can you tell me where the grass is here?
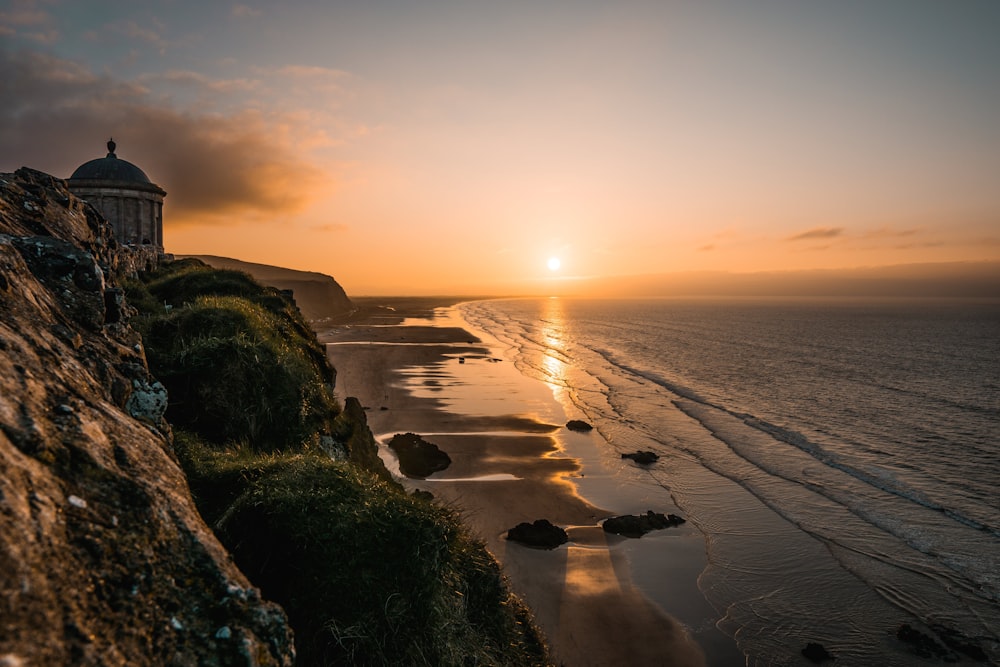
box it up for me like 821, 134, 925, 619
177, 433, 547, 666
126, 261, 338, 451
130, 260, 549, 666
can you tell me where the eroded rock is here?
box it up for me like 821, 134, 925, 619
387, 432, 452, 479
125, 377, 169, 424
802, 642, 834, 663
602, 510, 685, 538
622, 450, 659, 465
0, 168, 295, 665
506, 519, 568, 549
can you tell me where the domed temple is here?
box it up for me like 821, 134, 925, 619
67, 139, 166, 249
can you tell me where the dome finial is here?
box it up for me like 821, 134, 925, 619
107, 137, 117, 158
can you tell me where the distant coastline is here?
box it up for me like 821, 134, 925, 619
181, 254, 354, 322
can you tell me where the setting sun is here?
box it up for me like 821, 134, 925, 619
547, 257, 561, 272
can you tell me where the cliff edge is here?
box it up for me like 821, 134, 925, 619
185, 254, 353, 323
0, 168, 294, 665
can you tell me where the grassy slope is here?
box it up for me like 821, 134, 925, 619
126, 260, 548, 666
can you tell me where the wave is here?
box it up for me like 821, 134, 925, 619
461, 298, 1000, 662
592, 349, 998, 594
588, 340, 1000, 537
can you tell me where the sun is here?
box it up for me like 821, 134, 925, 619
547, 256, 561, 272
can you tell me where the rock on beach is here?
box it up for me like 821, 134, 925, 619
387, 432, 452, 479
602, 511, 686, 538
506, 519, 569, 549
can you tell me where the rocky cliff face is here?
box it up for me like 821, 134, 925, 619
0, 168, 294, 665
187, 255, 354, 323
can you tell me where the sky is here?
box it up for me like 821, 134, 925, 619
2, 0, 999, 295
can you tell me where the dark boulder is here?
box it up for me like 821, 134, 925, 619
801, 642, 834, 663
566, 419, 593, 432
622, 450, 659, 465
388, 432, 452, 479
506, 519, 568, 549
602, 511, 685, 538
411, 489, 435, 502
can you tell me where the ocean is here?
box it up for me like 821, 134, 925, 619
459, 297, 1000, 666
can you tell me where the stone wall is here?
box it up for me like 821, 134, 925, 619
68, 184, 165, 249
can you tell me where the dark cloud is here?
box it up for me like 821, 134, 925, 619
786, 227, 844, 242
0, 49, 328, 226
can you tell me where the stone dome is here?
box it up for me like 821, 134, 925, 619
68, 139, 159, 189
66, 138, 166, 249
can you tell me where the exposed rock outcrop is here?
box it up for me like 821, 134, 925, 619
387, 432, 452, 479
801, 641, 834, 663
622, 450, 660, 465
339, 396, 392, 481
565, 419, 593, 432
602, 510, 685, 538
506, 519, 569, 549
0, 168, 294, 665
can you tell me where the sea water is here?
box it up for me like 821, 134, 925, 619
459, 297, 1000, 666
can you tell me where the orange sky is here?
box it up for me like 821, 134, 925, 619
2, 1, 998, 294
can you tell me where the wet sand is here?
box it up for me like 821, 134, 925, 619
321, 298, 714, 666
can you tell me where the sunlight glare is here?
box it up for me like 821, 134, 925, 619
547, 256, 561, 272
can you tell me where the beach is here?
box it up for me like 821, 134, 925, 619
321, 298, 737, 667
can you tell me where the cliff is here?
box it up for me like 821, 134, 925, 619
184, 255, 354, 323
0, 168, 547, 665
0, 168, 294, 665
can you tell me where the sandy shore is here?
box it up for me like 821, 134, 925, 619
321, 298, 716, 666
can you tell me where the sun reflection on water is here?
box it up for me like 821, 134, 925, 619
540, 297, 568, 392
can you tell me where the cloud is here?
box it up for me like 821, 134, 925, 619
231, 4, 263, 19
892, 241, 944, 250
258, 64, 353, 99
139, 109, 329, 223
862, 226, 921, 239
0, 0, 58, 42
0, 50, 331, 226
139, 69, 261, 95
786, 227, 844, 242
0, 2, 50, 29
697, 244, 715, 252
77, 18, 171, 54
120, 20, 166, 46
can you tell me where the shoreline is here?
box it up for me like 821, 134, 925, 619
321, 297, 737, 666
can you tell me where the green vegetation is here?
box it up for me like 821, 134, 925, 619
177, 435, 545, 666
128, 260, 548, 666
127, 260, 335, 451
